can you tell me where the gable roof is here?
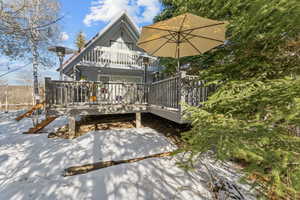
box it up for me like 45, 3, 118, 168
61, 10, 141, 75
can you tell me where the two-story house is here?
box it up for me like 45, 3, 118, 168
61, 11, 159, 84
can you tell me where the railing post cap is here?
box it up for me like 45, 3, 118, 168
180, 71, 186, 78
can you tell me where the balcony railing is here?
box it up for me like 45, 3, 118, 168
79, 46, 158, 71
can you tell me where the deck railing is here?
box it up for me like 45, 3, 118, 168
148, 75, 180, 109
147, 73, 215, 110
80, 46, 157, 71
45, 72, 215, 110
182, 76, 215, 107
45, 78, 148, 108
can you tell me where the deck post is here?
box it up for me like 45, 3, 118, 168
45, 77, 51, 108
179, 71, 187, 111
136, 112, 141, 128
69, 115, 77, 138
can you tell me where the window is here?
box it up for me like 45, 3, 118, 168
110, 40, 133, 51
110, 75, 142, 83
98, 75, 141, 83
98, 75, 110, 83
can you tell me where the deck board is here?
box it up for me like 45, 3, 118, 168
149, 106, 185, 124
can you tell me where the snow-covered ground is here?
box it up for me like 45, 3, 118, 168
0, 111, 255, 200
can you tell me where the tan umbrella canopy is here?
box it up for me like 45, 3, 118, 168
137, 13, 228, 71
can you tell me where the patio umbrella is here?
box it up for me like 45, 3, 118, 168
137, 13, 228, 71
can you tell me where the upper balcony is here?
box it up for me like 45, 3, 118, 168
79, 46, 159, 71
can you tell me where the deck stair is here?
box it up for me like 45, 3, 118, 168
23, 116, 57, 134
15, 102, 44, 121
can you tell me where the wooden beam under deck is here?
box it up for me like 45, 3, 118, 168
47, 104, 187, 124
149, 106, 186, 124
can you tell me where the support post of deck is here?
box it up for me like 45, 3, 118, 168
136, 112, 141, 128
69, 115, 77, 138
44, 77, 51, 110
179, 71, 187, 113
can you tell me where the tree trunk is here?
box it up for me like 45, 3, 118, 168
32, 43, 40, 105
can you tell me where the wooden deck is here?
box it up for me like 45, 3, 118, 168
45, 72, 214, 124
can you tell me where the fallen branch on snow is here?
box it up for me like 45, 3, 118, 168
63, 151, 173, 176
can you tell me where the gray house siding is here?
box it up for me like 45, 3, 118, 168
93, 17, 140, 51
62, 11, 159, 83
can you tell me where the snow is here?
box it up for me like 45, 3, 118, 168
0, 111, 255, 200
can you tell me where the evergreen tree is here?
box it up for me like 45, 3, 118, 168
156, 0, 300, 198
75, 31, 86, 51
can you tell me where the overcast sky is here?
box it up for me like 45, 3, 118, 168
0, 0, 162, 85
